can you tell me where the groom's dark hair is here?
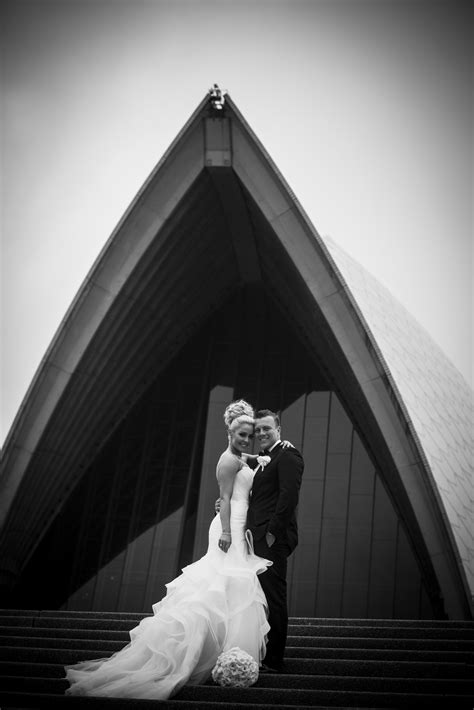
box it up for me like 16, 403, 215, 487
255, 409, 280, 427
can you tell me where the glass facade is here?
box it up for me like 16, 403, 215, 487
16, 289, 437, 618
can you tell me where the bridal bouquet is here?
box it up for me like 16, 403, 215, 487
211, 647, 259, 687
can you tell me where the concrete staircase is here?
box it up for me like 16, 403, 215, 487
0, 609, 473, 708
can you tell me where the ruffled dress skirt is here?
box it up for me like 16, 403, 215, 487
65, 505, 271, 700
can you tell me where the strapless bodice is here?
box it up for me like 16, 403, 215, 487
208, 464, 257, 553
230, 464, 255, 504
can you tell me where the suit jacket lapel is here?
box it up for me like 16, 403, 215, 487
254, 442, 282, 478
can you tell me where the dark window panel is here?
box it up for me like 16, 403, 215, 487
346, 493, 373, 527
368, 536, 397, 617
280, 394, 306, 449
316, 584, 344, 618
327, 394, 353, 454
393, 523, 422, 618
317, 518, 347, 615
323, 454, 351, 519
93, 551, 127, 611
367, 584, 395, 618
302, 417, 328, 482
65, 576, 96, 611
118, 526, 155, 611
306, 391, 330, 418
342, 522, 372, 617
143, 508, 184, 608
372, 477, 398, 541
341, 585, 370, 618
420, 582, 435, 619
291, 581, 318, 616
350, 433, 376, 496
290, 475, 323, 603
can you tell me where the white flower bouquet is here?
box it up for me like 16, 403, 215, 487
211, 647, 259, 687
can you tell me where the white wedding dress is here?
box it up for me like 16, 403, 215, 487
65, 463, 271, 699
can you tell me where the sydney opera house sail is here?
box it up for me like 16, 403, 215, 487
1, 89, 472, 619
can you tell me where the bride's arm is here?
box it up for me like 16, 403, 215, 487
216, 455, 239, 553
242, 440, 295, 463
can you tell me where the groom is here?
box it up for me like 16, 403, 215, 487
247, 409, 304, 673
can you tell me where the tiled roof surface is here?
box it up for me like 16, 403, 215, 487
325, 237, 474, 595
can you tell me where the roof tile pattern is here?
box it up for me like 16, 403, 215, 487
325, 237, 474, 595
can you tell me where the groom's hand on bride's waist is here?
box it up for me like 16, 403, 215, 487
265, 532, 276, 547
215, 497, 222, 514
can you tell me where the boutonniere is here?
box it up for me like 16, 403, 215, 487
256, 455, 271, 469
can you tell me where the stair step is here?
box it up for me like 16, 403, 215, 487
1, 615, 472, 640
289, 624, 474, 639
2, 635, 127, 651
2, 636, 473, 663
0, 647, 111, 663
0, 625, 131, 640
286, 645, 474, 662
293, 617, 474, 629
1, 657, 472, 679
2, 676, 474, 700
0, 692, 387, 710
177, 684, 474, 706
2, 644, 474, 672
1, 661, 68, 677
7, 609, 474, 629
288, 634, 474, 649
3, 627, 473, 652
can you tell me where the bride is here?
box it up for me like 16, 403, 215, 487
65, 399, 273, 699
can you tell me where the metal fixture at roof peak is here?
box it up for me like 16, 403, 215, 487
209, 83, 226, 110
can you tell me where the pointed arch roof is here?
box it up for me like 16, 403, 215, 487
0, 91, 472, 617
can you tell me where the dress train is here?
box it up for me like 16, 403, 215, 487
65, 464, 271, 700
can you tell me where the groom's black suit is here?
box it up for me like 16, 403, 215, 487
246, 442, 304, 670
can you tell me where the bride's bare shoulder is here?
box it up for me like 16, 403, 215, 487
216, 450, 242, 473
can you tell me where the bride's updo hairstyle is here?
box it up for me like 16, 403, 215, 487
224, 399, 255, 431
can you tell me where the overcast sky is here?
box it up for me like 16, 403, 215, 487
2, 0, 472, 445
